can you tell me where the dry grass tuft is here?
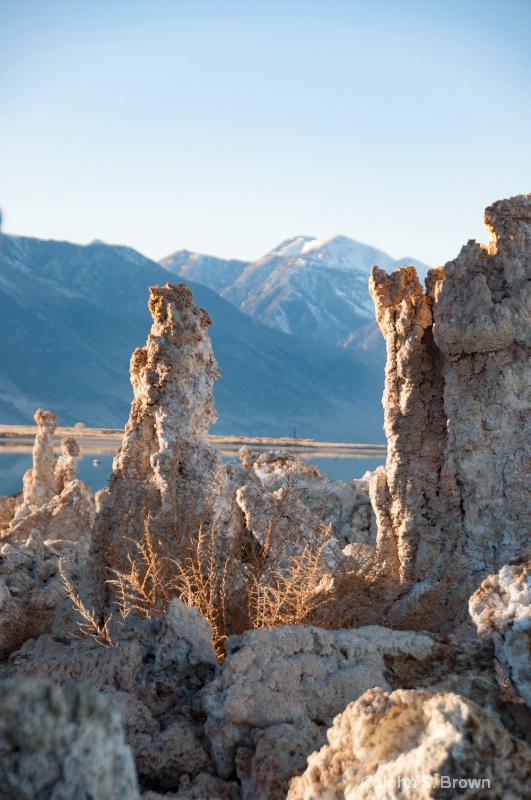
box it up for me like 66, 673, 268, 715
64, 464, 473, 658
105, 485, 337, 659
59, 560, 117, 647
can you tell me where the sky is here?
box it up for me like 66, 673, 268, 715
1, 0, 531, 267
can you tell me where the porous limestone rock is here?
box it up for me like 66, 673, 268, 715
236, 448, 376, 547
4, 600, 219, 793
0, 535, 81, 659
3, 408, 93, 547
141, 772, 240, 800
470, 553, 531, 708
287, 687, 531, 799
54, 435, 80, 490
106, 690, 212, 793
0, 414, 95, 657
434, 194, 531, 575
0, 678, 140, 799
235, 483, 342, 574
202, 624, 497, 798
0, 496, 18, 532
368, 266, 458, 583
369, 193, 531, 588
5, 479, 95, 545
95, 284, 228, 572
20, 408, 59, 510
235, 720, 322, 800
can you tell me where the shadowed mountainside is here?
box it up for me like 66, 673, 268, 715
0, 235, 385, 442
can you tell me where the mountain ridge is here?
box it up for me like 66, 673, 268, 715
159, 233, 430, 347
0, 234, 386, 443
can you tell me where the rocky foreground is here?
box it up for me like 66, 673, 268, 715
0, 194, 530, 798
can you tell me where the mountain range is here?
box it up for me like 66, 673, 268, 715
161, 234, 430, 350
0, 233, 401, 443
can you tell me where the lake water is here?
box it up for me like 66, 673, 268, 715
0, 450, 386, 496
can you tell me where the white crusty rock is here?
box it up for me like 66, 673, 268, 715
54, 435, 80, 490
434, 194, 531, 575
369, 193, 531, 589
21, 408, 59, 509
4, 408, 94, 546
0, 678, 140, 799
202, 624, 497, 798
0, 412, 95, 657
4, 600, 219, 793
368, 266, 459, 583
235, 483, 342, 574
96, 284, 228, 571
470, 553, 531, 708
287, 687, 531, 799
236, 448, 376, 548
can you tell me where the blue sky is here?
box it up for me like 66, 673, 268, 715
1, 0, 530, 266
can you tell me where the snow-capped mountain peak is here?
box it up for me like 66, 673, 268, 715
299, 235, 396, 273
268, 235, 316, 258
159, 234, 431, 350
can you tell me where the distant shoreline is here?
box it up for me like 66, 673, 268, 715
0, 424, 386, 460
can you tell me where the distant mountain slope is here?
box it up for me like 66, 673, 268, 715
160, 250, 249, 293
159, 234, 430, 349
0, 235, 386, 442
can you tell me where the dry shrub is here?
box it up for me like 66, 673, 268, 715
106, 482, 337, 659
66, 463, 472, 657
59, 560, 116, 647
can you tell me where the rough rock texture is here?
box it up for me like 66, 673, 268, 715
3, 599, 220, 794
0, 678, 140, 799
235, 483, 341, 574
369, 193, 531, 587
434, 195, 531, 575
141, 773, 240, 800
0, 414, 95, 658
0, 496, 18, 532
4, 409, 93, 544
20, 408, 59, 509
236, 448, 376, 548
228, 448, 376, 584
470, 553, 531, 708
202, 624, 497, 799
368, 266, 455, 582
287, 687, 531, 799
0, 535, 81, 659
54, 436, 80, 491
5, 480, 95, 546
95, 284, 228, 569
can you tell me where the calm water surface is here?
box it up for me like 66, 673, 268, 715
0, 451, 385, 496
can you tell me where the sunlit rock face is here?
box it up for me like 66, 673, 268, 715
3, 409, 92, 544
95, 283, 228, 565
236, 447, 377, 549
434, 194, 531, 575
286, 687, 531, 800
368, 266, 457, 582
202, 624, 496, 799
369, 193, 531, 586
470, 553, 531, 709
